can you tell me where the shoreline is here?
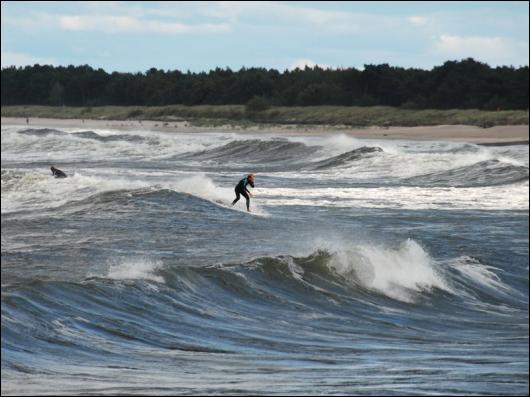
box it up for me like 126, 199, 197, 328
2, 116, 528, 144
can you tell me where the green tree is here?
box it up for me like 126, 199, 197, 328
48, 81, 64, 105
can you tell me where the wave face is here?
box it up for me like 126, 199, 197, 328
1, 124, 528, 395
179, 138, 321, 164
402, 159, 529, 187
19, 127, 156, 144
3, 241, 527, 394
304, 146, 384, 170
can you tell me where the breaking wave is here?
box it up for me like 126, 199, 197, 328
402, 159, 529, 187
179, 138, 321, 163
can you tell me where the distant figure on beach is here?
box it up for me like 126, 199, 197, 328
50, 166, 67, 178
232, 174, 255, 212
26, 117, 29, 125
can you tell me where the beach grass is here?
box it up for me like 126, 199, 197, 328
2, 105, 528, 128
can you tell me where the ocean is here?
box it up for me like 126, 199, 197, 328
1, 124, 528, 395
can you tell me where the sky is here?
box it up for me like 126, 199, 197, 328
1, 1, 528, 72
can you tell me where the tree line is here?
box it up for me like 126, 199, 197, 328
1, 58, 528, 110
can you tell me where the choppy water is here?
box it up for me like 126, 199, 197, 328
1, 124, 528, 395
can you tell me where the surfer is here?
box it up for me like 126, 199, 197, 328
232, 174, 255, 212
50, 166, 67, 178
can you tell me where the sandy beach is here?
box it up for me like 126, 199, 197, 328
1, 116, 528, 144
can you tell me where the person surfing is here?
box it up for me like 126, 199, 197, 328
50, 165, 67, 178
232, 174, 255, 212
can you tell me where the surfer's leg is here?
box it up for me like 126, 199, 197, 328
232, 189, 241, 205
241, 191, 250, 211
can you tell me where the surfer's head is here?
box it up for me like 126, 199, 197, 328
248, 174, 255, 181
50, 166, 56, 172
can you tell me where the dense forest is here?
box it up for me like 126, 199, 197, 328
1, 58, 528, 110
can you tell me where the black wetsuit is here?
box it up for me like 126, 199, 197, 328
232, 177, 254, 211
51, 167, 67, 178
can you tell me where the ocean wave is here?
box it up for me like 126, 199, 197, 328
304, 146, 384, 170
3, 240, 521, 358
178, 139, 387, 171
4, 126, 210, 162
1, 168, 152, 214
18, 127, 65, 137
402, 159, 529, 187
19, 128, 158, 144
179, 138, 321, 163
2, 239, 525, 394
1, 170, 270, 216
4, 239, 512, 303
257, 183, 529, 210
3, 168, 527, 215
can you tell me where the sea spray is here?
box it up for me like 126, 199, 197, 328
322, 239, 452, 302
107, 258, 165, 283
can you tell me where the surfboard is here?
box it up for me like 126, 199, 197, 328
213, 199, 269, 217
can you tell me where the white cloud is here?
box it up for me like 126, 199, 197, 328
408, 16, 428, 27
1, 13, 56, 30
288, 59, 331, 70
57, 14, 230, 34
3, 11, 230, 35
436, 34, 504, 54
201, 1, 364, 34
1, 51, 57, 68
433, 34, 527, 65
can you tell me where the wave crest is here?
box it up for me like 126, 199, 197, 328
180, 139, 320, 163
403, 159, 529, 187
305, 146, 384, 170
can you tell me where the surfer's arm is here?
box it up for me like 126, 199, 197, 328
246, 181, 254, 195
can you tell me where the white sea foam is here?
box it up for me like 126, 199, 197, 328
2, 168, 526, 214
1, 169, 153, 213
2, 127, 527, 214
449, 256, 512, 293
1, 125, 227, 162
318, 239, 452, 302
166, 174, 270, 216
1, 167, 270, 215
107, 258, 164, 283
3, 125, 525, 179
278, 136, 524, 181
257, 184, 529, 210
